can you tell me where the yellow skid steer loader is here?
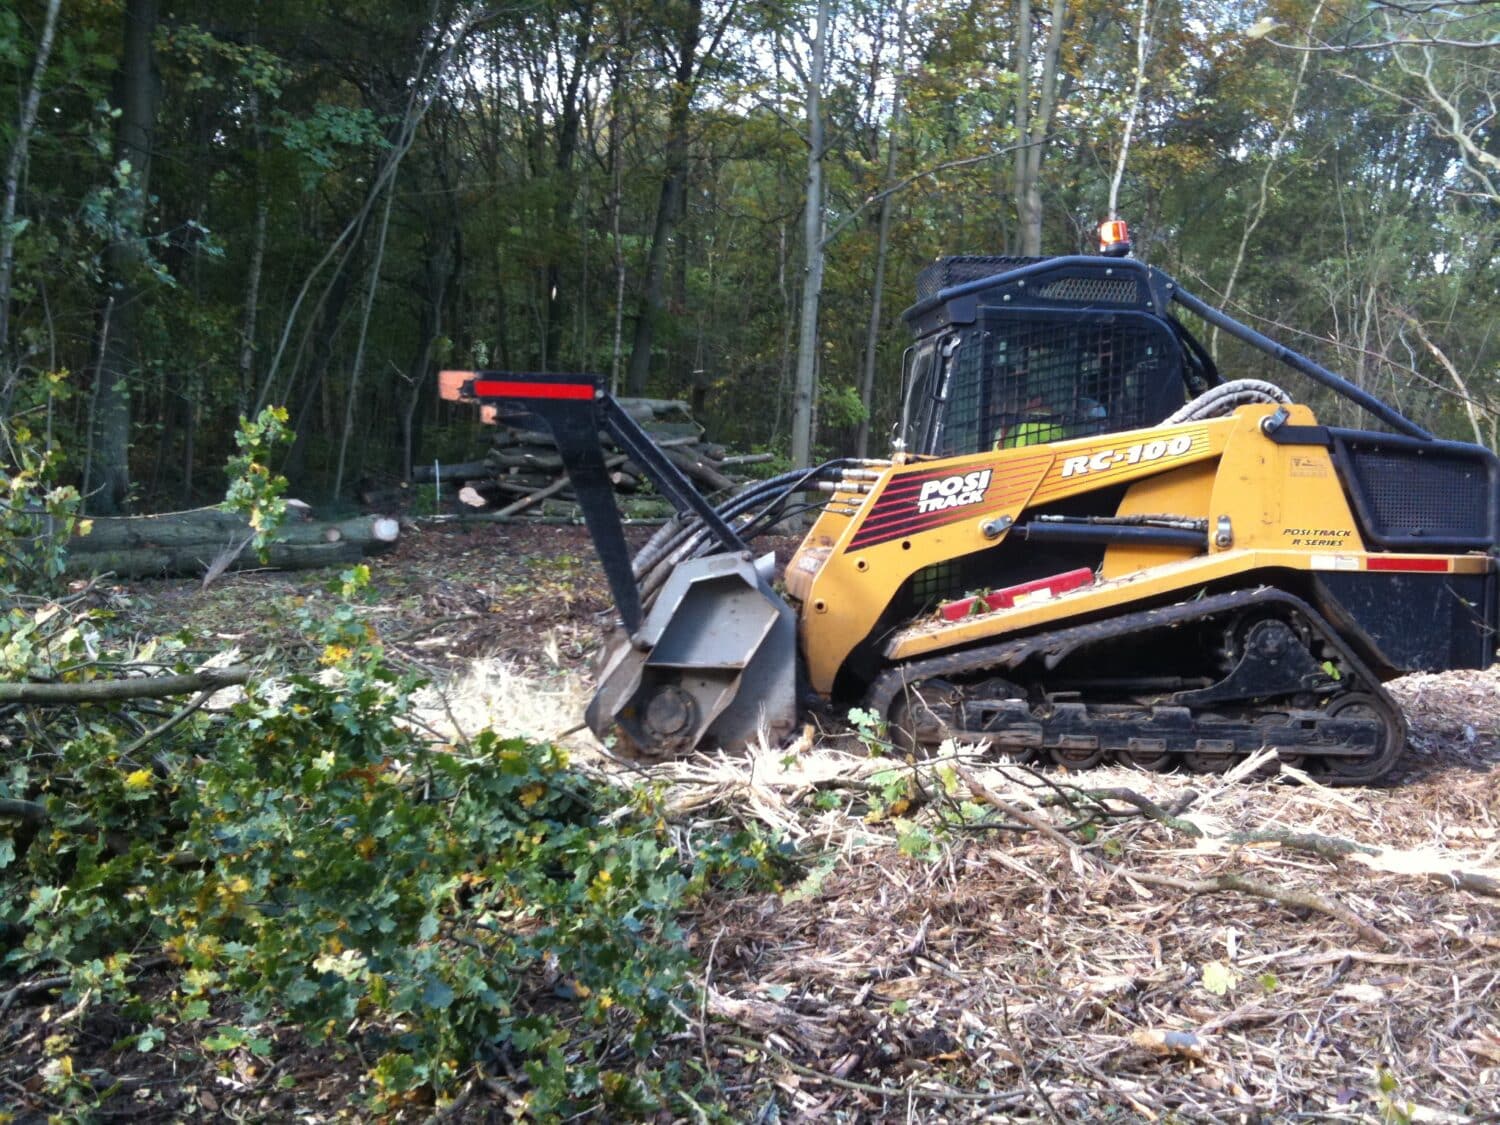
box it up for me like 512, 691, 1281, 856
441, 225, 1498, 785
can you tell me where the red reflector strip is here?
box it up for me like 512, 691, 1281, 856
940, 567, 1095, 622
1366, 557, 1450, 573
471, 379, 595, 401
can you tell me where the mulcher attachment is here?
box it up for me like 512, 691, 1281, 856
439, 371, 798, 755
588, 553, 798, 757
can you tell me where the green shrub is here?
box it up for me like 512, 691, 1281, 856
2, 566, 781, 1117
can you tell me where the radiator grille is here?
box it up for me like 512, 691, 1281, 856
1343, 443, 1494, 546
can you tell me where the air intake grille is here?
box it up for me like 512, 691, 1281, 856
916, 255, 1041, 300
1037, 277, 1139, 304
1342, 442, 1495, 548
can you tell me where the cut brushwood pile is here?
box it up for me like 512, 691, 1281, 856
65, 506, 400, 580
411, 397, 772, 520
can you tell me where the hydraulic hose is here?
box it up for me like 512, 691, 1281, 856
634, 460, 859, 605
1162, 379, 1290, 424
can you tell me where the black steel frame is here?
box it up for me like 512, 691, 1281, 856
455, 372, 746, 634
903, 253, 1437, 443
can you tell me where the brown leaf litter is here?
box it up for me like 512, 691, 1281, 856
593, 667, 1500, 1121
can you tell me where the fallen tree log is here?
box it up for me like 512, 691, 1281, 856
69, 511, 396, 557
663, 447, 733, 492
264, 515, 399, 548
409, 459, 491, 484
72, 506, 308, 551
65, 539, 366, 579
720, 452, 775, 467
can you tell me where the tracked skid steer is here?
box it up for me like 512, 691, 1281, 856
441, 226, 1499, 784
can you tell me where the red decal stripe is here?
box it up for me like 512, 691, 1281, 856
940, 567, 1094, 621
471, 379, 595, 401
1366, 557, 1450, 573
880, 455, 1052, 495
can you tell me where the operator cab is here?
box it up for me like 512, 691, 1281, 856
899, 246, 1219, 457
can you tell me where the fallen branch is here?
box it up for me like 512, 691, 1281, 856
706, 987, 836, 1055
0, 955, 170, 1020
718, 1032, 1024, 1106
954, 763, 1391, 948
0, 797, 47, 826
493, 454, 626, 518
122, 687, 218, 762
1072, 787, 1206, 836
1432, 870, 1500, 898
954, 764, 1087, 858
1125, 869, 1391, 949
1223, 828, 1381, 860
0, 665, 252, 705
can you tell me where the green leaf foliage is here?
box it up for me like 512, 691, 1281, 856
1, 565, 782, 1117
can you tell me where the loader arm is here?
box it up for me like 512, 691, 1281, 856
438, 371, 748, 633
438, 370, 800, 756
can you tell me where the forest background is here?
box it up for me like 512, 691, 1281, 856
0, 0, 1495, 513
3, 2, 1499, 1117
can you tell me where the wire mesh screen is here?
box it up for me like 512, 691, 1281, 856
908, 561, 957, 606
924, 313, 1182, 457
1341, 441, 1496, 548
915, 255, 1042, 301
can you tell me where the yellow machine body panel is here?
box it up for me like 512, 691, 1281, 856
787, 402, 1484, 693
1099, 461, 1214, 577
787, 414, 1237, 693
884, 548, 1491, 661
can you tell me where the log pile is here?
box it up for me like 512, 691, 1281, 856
413, 397, 772, 520
65, 506, 401, 580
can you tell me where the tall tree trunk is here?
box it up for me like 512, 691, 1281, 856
1212, 0, 1325, 358
0, 0, 63, 414
282, 266, 353, 485
1012, 0, 1033, 253
240, 196, 269, 412
238, 81, 268, 415
402, 219, 458, 480
1107, 0, 1151, 221
91, 0, 161, 514
856, 0, 908, 458
544, 2, 594, 370
608, 45, 628, 395
625, 0, 703, 395
790, 0, 830, 469
333, 170, 398, 499
1018, 0, 1067, 255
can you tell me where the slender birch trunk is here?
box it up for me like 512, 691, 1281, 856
855, 0, 908, 457
0, 0, 63, 413
790, 0, 831, 469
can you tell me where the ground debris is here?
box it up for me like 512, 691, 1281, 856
14, 527, 1496, 1121
621, 663, 1500, 1119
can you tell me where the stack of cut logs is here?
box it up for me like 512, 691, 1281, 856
413, 398, 771, 521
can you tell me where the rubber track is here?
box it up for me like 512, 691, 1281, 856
865, 587, 1409, 785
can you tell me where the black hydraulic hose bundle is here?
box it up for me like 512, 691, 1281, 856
632, 460, 860, 606
632, 465, 822, 578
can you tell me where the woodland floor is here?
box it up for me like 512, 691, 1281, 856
5, 520, 1500, 1122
